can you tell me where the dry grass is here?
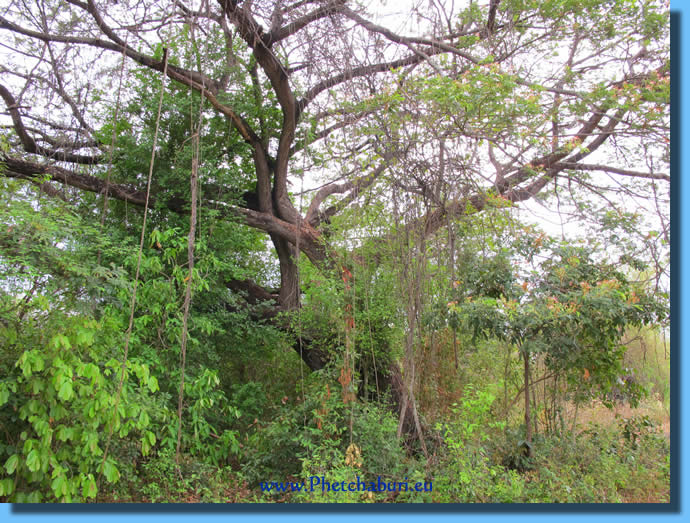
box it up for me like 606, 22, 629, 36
573, 396, 670, 439
574, 396, 670, 504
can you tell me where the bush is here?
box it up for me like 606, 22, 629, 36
138, 447, 237, 502
432, 383, 527, 502
241, 371, 410, 501
0, 317, 160, 502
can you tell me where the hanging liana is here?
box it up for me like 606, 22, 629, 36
98, 45, 172, 494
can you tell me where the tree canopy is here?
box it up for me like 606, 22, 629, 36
0, 0, 669, 294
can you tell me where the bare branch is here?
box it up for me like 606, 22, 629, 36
0, 83, 102, 164
554, 162, 670, 182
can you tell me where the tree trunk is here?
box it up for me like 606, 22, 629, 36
387, 362, 418, 437
273, 234, 300, 309
523, 349, 532, 454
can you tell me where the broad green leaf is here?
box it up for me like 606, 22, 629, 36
82, 474, 97, 499
0, 478, 14, 496
76, 329, 95, 347
57, 426, 75, 442
4, 454, 19, 475
51, 334, 72, 350
0, 384, 9, 406
137, 410, 150, 430
25, 449, 40, 472
58, 381, 74, 402
51, 475, 68, 498
103, 461, 120, 483
147, 375, 159, 393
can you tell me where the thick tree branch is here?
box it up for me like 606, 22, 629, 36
409, 103, 654, 241
2, 155, 150, 207
225, 278, 279, 306
267, 0, 345, 44
306, 158, 389, 226
218, 0, 300, 224
1, 154, 330, 270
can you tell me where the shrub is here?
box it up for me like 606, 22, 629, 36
0, 318, 159, 502
241, 371, 409, 500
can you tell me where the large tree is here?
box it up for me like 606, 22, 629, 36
0, 0, 670, 417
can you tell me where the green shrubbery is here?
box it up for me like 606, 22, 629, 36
241, 370, 410, 498
0, 313, 159, 501
229, 372, 670, 504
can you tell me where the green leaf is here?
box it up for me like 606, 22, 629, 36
137, 410, 150, 430
103, 460, 120, 484
51, 475, 68, 498
30, 378, 44, 395
147, 375, 159, 393
57, 426, 76, 442
58, 381, 74, 402
85, 433, 101, 455
0, 384, 9, 406
26, 449, 41, 472
0, 478, 14, 496
51, 334, 72, 350
76, 328, 95, 347
17, 351, 34, 377
4, 454, 19, 475
82, 474, 98, 498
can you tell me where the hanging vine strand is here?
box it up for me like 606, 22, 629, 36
97, 42, 173, 493
175, 2, 207, 469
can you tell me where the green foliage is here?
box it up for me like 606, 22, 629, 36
623, 327, 670, 408
0, 313, 160, 502
159, 369, 241, 467
0, 182, 156, 502
445, 239, 666, 407
432, 383, 524, 502
138, 448, 236, 503
0, 179, 245, 500
431, 390, 669, 503
229, 382, 267, 429
517, 419, 670, 503
241, 372, 409, 499
295, 253, 402, 401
